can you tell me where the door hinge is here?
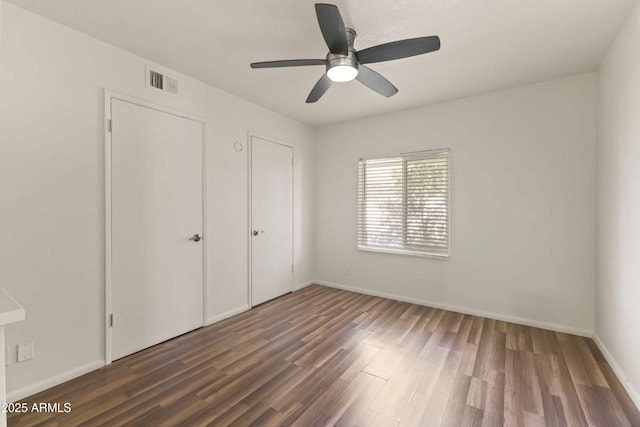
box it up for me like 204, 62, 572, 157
107, 119, 112, 133
109, 313, 114, 327
291, 264, 294, 273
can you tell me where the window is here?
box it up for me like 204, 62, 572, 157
357, 149, 450, 258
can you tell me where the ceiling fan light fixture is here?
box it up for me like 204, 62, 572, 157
326, 51, 359, 82
327, 64, 358, 82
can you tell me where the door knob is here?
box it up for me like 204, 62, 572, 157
189, 234, 202, 242
252, 230, 266, 236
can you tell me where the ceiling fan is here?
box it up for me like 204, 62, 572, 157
250, 3, 440, 103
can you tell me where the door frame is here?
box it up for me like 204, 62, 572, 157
247, 132, 294, 309
104, 90, 207, 365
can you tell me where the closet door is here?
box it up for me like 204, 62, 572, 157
110, 99, 203, 360
250, 136, 293, 306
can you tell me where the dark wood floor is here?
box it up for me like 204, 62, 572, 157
9, 285, 640, 426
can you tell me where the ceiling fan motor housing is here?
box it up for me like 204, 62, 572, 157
326, 51, 359, 72
326, 28, 359, 80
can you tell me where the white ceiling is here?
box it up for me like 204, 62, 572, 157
6, 0, 637, 126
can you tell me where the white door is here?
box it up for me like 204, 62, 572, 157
110, 99, 203, 361
251, 136, 293, 306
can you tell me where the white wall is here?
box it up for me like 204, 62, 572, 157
0, 2, 314, 399
315, 74, 596, 334
596, 0, 640, 407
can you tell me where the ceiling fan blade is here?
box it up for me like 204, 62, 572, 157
315, 3, 348, 55
250, 59, 327, 68
356, 65, 398, 97
357, 36, 441, 64
306, 73, 332, 103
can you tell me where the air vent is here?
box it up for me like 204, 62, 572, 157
149, 70, 164, 90
164, 75, 178, 94
147, 68, 179, 95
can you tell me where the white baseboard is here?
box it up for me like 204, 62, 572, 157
7, 360, 105, 403
8, 304, 250, 403
592, 333, 640, 410
314, 280, 592, 337
206, 305, 249, 326
293, 281, 314, 291
6, 284, 603, 406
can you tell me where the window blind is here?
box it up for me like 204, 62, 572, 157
357, 149, 450, 257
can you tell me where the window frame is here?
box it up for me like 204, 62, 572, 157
357, 148, 451, 259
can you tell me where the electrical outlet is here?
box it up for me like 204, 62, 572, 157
344, 267, 351, 276
17, 341, 33, 363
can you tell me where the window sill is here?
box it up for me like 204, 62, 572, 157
358, 246, 449, 260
